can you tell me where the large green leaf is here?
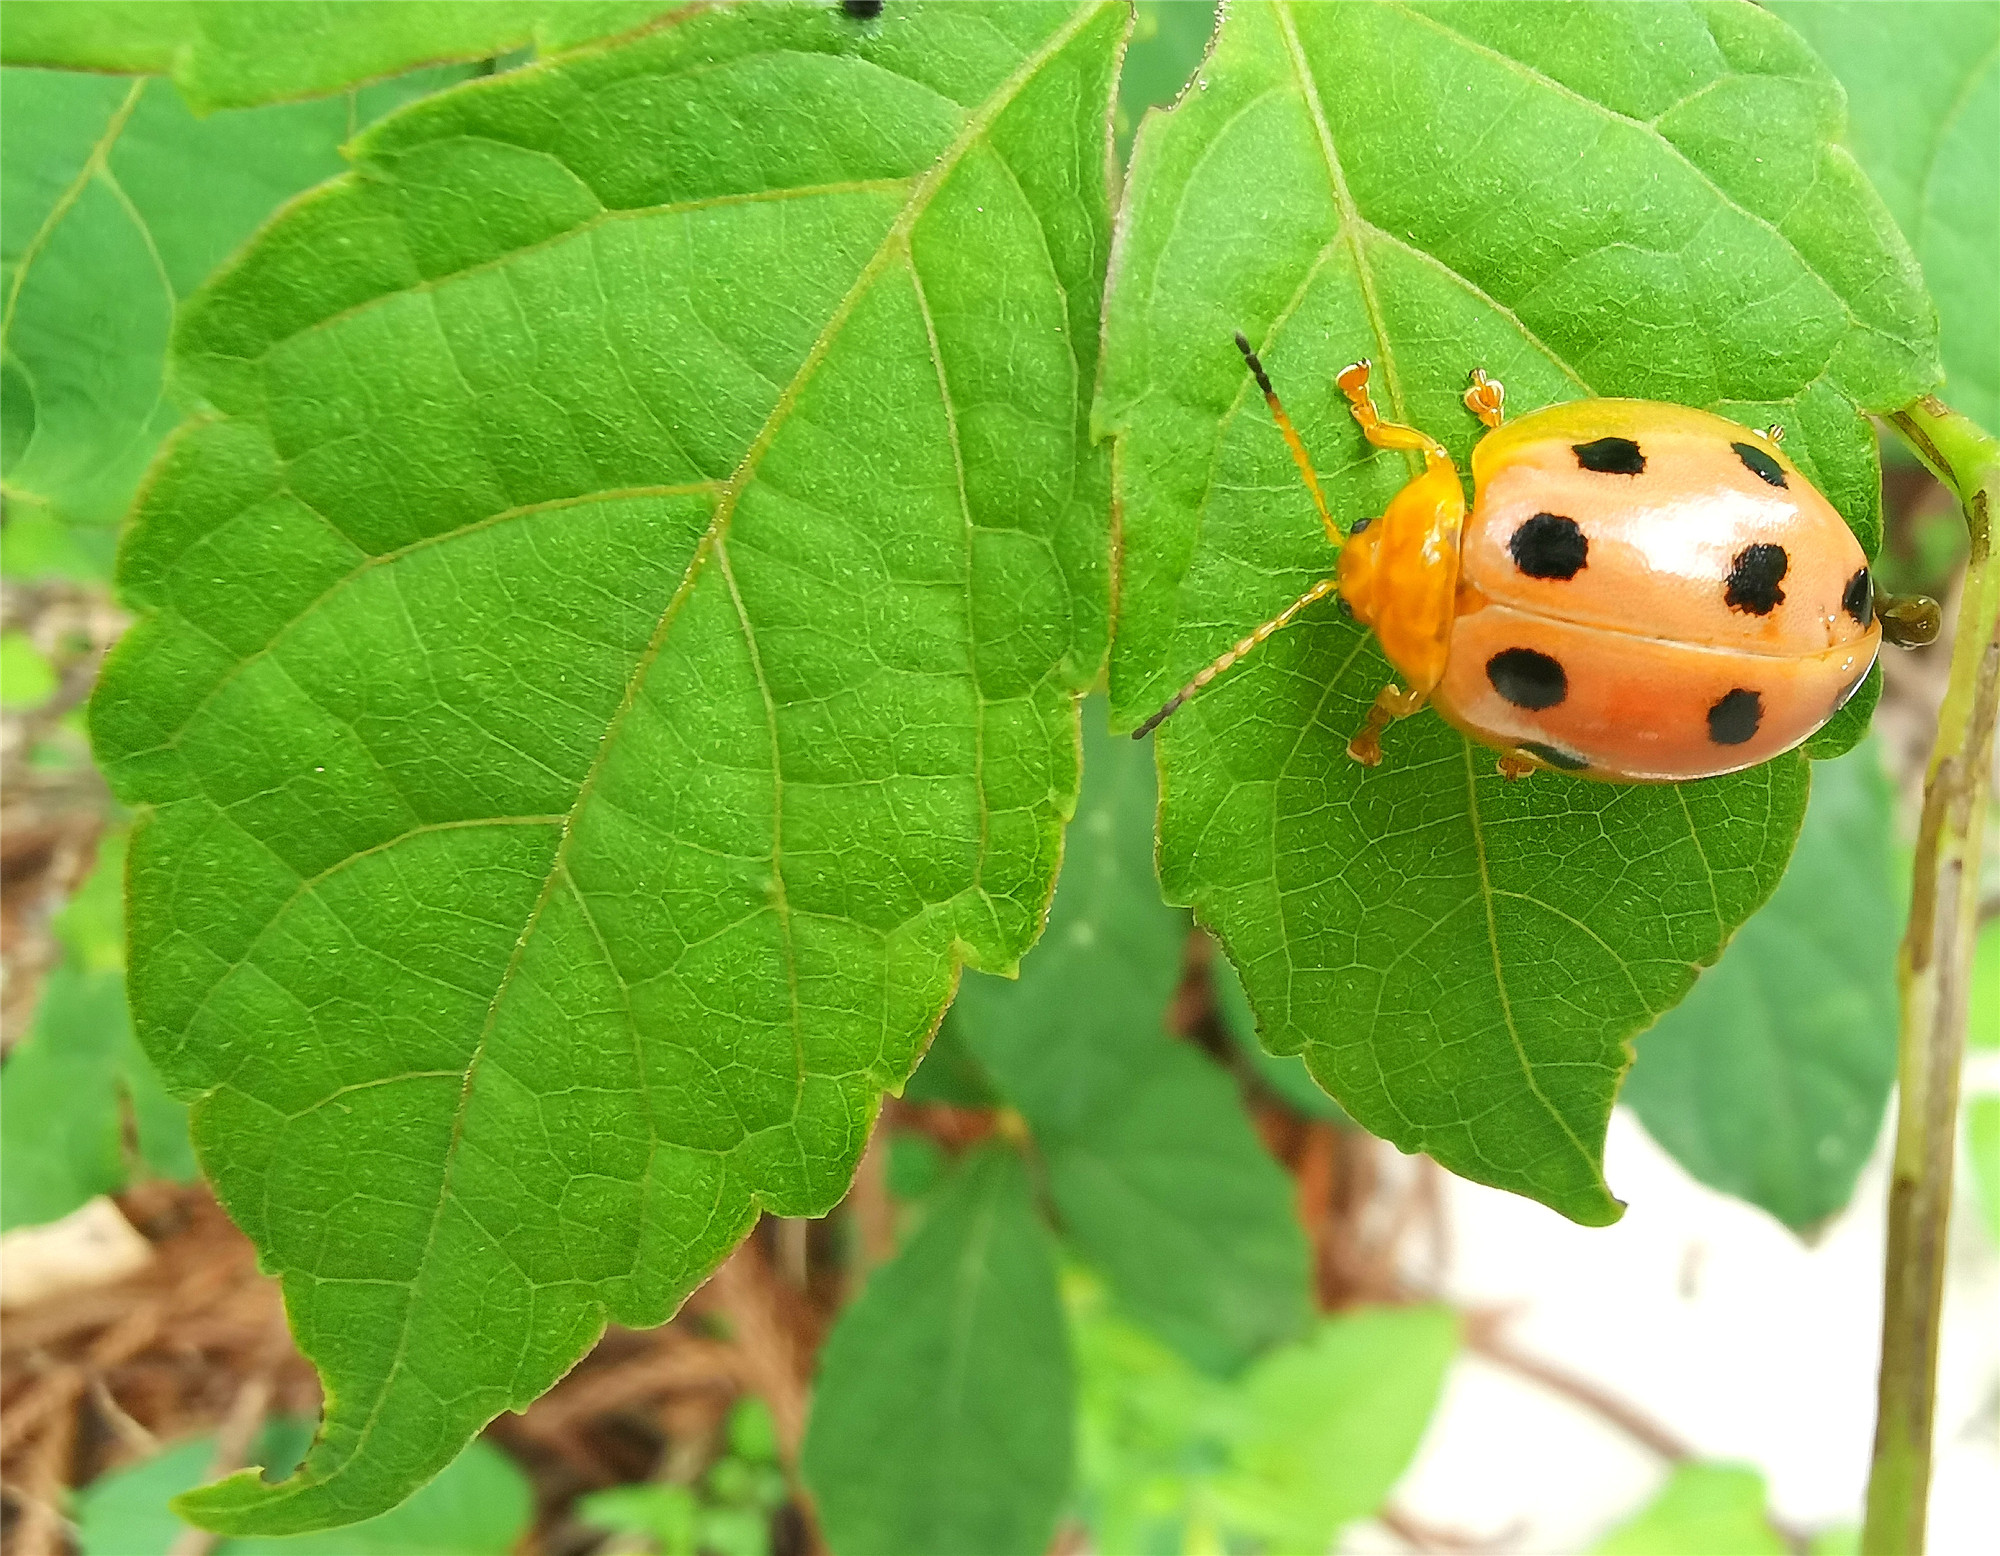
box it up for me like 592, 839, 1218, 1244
953, 705, 1312, 1373
88, 0, 1120, 1533
1212, 945, 1350, 1124
802, 1145, 1073, 1556
1769, 1, 2000, 435
1623, 741, 1899, 1229
74, 1424, 530, 1556
1098, 0, 1939, 1223
0, 65, 462, 578
0, 2, 680, 113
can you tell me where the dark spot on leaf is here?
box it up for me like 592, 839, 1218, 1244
1731, 440, 1787, 487
1708, 688, 1762, 745
1508, 513, 1589, 580
1487, 648, 1567, 710
1725, 543, 1788, 614
841, 0, 883, 16
1518, 741, 1588, 771
1573, 436, 1645, 475
1842, 566, 1873, 625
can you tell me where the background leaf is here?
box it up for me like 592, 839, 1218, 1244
0, 965, 137, 1228
802, 1145, 1073, 1556
0, 65, 462, 579
1097, 0, 1938, 1222
88, 0, 1120, 1532
74, 1425, 530, 1556
1070, 1291, 1457, 1555
952, 707, 1312, 1373
1219, 1303, 1458, 1552
1769, 1, 2000, 434
1589, 1462, 1787, 1556
0, 834, 195, 1231
0, 1, 680, 113
1622, 741, 1900, 1229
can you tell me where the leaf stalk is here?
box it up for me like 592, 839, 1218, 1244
1863, 395, 2000, 1556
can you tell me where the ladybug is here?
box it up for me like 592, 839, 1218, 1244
1136, 338, 1940, 781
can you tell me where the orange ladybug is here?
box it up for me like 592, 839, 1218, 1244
1136, 338, 1939, 781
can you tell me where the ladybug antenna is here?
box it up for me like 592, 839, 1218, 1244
1133, 576, 1344, 739
1234, 333, 1340, 549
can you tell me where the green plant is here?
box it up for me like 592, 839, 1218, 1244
2, 2, 1993, 1552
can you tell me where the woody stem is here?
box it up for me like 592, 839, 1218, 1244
1862, 395, 2000, 1556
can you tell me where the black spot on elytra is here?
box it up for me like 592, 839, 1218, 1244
1518, 740, 1589, 771
1843, 566, 1873, 625
1349, 515, 1374, 535
1731, 441, 1787, 488
841, 0, 883, 16
1725, 543, 1789, 614
1707, 688, 1762, 745
1487, 648, 1567, 710
1573, 436, 1646, 475
1509, 513, 1589, 580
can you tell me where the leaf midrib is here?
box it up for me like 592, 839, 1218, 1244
278, 3, 1112, 1509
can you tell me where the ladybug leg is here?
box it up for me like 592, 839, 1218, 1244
1496, 750, 1538, 781
1234, 333, 1341, 549
1345, 681, 1426, 767
1463, 368, 1506, 429
1335, 360, 1454, 472
1133, 576, 1344, 739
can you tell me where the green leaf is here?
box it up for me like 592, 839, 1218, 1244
1115, 1, 1216, 152
0, 1, 681, 113
1622, 740, 1899, 1229
1769, 1, 2000, 434
0, 65, 464, 580
1098, 0, 1937, 1224
953, 705, 1312, 1373
0, 966, 132, 1229
904, 1012, 1002, 1108
74, 1426, 531, 1556
0, 629, 57, 706
1218, 1304, 1458, 1552
802, 1145, 1073, 1556
578, 1484, 701, 1556
1211, 945, 1350, 1124
1, 836, 196, 1231
1590, 1462, 1787, 1556
89, 2, 1120, 1533
1069, 1291, 1457, 1555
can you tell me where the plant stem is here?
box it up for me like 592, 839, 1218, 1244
1863, 395, 2000, 1556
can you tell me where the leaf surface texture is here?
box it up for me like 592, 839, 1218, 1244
90, 1, 1120, 1530
1099, 0, 1939, 1221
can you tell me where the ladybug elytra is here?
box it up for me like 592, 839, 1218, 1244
1136, 340, 1939, 782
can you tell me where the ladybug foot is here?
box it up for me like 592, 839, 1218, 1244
1496, 751, 1538, 781
1347, 682, 1421, 767
1464, 368, 1506, 429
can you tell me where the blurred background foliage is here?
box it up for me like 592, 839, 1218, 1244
0, 3, 1994, 1555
